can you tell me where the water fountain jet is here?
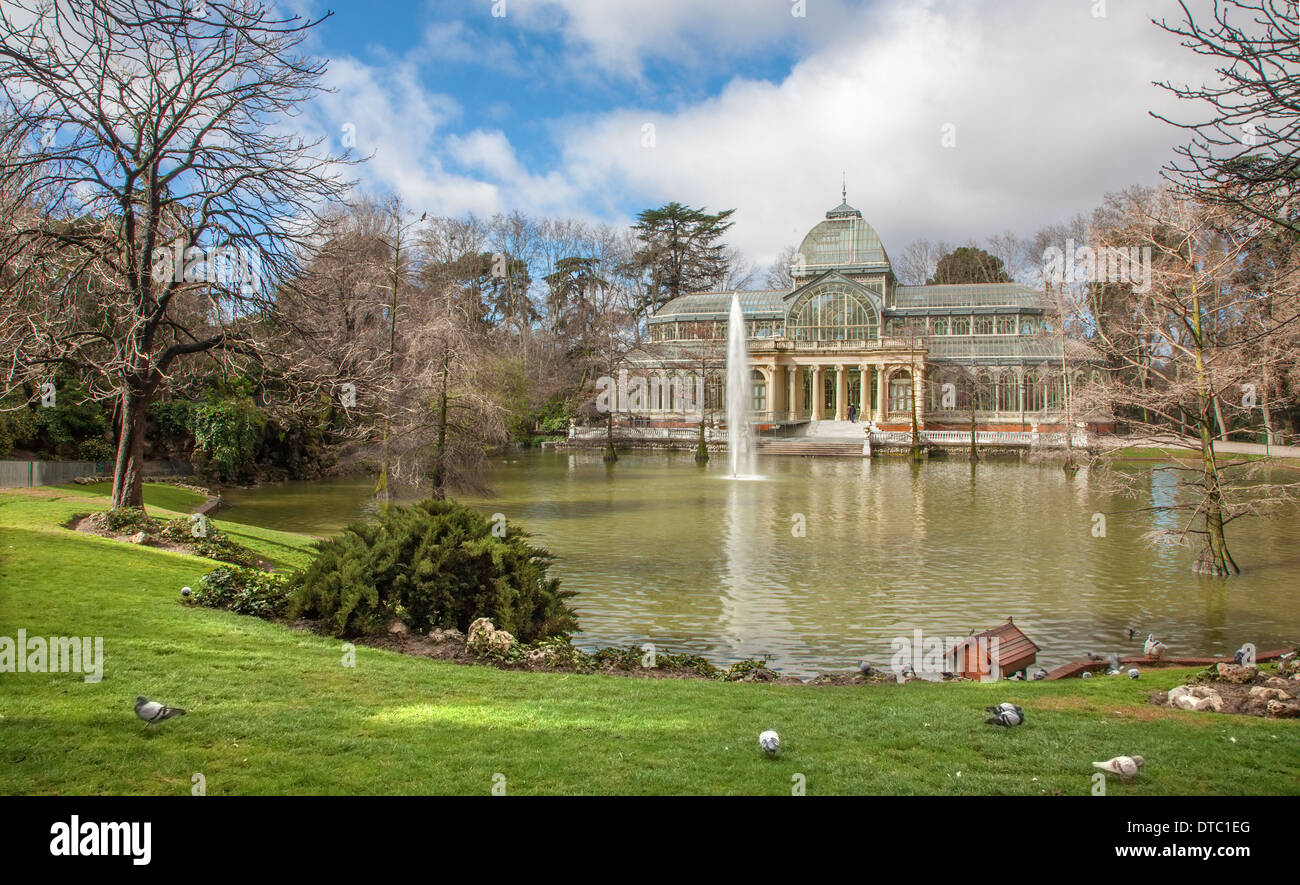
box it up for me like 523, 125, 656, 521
725, 293, 759, 478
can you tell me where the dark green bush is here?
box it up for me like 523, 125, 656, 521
76, 437, 116, 462
286, 498, 578, 640
190, 566, 290, 618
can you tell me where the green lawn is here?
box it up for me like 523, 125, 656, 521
1104, 446, 1300, 468
53, 480, 209, 514
1, 485, 1297, 795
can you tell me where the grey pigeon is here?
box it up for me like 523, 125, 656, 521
1081, 671, 1093, 679
858, 660, 873, 677
1032, 669, 1047, 681
135, 695, 186, 725
985, 708, 1024, 727
985, 702, 1023, 716
1087, 652, 1104, 661
1127, 668, 1140, 679
758, 729, 780, 756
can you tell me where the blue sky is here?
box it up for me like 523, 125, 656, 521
288, 0, 1216, 266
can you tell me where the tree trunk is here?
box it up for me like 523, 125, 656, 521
603, 409, 617, 463
1190, 271, 1240, 576
110, 388, 149, 509
430, 353, 450, 498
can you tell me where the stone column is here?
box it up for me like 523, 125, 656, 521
835, 364, 847, 421
914, 366, 926, 430
773, 364, 786, 417
812, 366, 825, 420
858, 364, 869, 420
791, 367, 803, 418
875, 366, 887, 423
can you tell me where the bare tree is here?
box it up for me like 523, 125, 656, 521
1079, 188, 1300, 575
1153, 0, 1300, 235
0, 0, 352, 507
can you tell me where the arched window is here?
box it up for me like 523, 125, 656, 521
997, 371, 1020, 414
889, 370, 913, 413
975, 369, 995, 411
705, 372, 724, 413
787, 281, 878, 341
1025, 369, 1046, 411
751, 369, 767, 412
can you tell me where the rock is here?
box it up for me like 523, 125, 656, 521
1264, 676, 1292, 690
1216, 663, 1258, 684
776, 675, 804, 685
466, 618, 515, 657
1167, 684, 1222, 712
1266, 699, 1300, 719
386, 619, 409, 636
428, 627, 465, 644
128, 531, 147, 544
1248, 686, 1290, 702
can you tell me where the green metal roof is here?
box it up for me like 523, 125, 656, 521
651, 290, 786, 321
894, 283, 1044, 309
796, 214, 891, 272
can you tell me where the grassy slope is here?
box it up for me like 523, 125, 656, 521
1, 486, 1297, 796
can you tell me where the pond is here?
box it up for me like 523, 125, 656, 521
216, 450, 1300, 677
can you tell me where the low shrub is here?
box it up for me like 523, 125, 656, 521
189, 566, 290, 619
286, 498, 578, 640
158, 516, 258, 567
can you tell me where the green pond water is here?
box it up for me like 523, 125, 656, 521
216, 450, 1300, 677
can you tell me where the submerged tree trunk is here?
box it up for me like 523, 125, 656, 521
603, 409, 617, 463
1190, 271, 1240, 576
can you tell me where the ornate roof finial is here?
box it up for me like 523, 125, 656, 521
841, 172, 846, 203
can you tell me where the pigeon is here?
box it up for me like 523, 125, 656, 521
1081, 671, 1093, 679
986, 702, 1024, 717
1107, 653, 1123, 670
1106, 667, 1121, 676
1093, 755, 1145, 781
180, 586, 192, 597
758, 729, 780, 756
1032, 669, 1047, 681
1086, 652, 1104, 662
1233, 647, 1249, 665
858, 660, 873, 677
1128, 628, 1137, 640
985, 707, 1024, 727
1127, 668, 1140, 679
1144, 634, 1166, 659
135, 695, 186, 725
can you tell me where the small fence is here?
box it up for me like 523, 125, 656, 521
0, 459, 193, 489
870, 429, 1090, 448
568, 426, 723, 442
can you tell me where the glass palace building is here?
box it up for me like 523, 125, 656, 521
628, 197, 1103, 434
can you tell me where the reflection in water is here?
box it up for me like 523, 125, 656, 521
217, 450, 1300, 677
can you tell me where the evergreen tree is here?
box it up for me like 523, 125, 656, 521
629, 202, 736, 313
927, 246, 1013, 285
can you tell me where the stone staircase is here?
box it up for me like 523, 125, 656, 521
801, 420, 867, 440
758, 439, 866, 457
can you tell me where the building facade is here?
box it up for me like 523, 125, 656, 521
625, 197, 1101, 434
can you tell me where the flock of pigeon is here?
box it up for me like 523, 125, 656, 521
140, 626, 1171, 786
757, 700, 1144, 782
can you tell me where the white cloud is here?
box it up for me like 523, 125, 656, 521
552, 0, 1215, 265
305, 0, 1220, 268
